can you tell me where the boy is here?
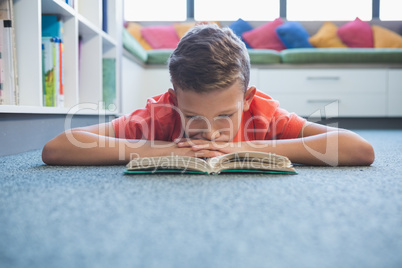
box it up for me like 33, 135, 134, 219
42, 24, 374, 166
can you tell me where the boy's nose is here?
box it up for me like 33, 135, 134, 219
201, 127, 221, 141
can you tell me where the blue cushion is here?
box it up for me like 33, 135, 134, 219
229, 18, 253, 48
275, 21, 314, 49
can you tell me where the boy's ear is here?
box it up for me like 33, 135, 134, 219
168, 88, 178, 105
243, 86, 256, 111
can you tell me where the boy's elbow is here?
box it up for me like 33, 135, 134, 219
42, 141, 58, 165
42, 138, 66, 165
339, 131, 375, 166
354, 140, 375, 166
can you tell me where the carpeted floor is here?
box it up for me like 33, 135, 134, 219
1, 130, 402, 268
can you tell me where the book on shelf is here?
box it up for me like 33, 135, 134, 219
42, 15, 63, 37
42, 37, 64, 107
125, 151, 297, 175
102, 58, 116, 109
41, 15, 64, 107
78, 36, 82, 81
102, 0, 108, 33
65, 0, 74, 8
0, 0, 19, 105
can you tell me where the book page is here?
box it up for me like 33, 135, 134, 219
207, 151, 294, 173
127, 156, 211, 173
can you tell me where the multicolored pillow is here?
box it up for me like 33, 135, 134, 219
174, 22, 196, 39
242, 18, 286, 51
125, 22, 153, 50
337, 18, 373, 48
309, 22, 347, 48
372, 25, 402, 48
141, 25, 180, 49
229, 19, 253, 48
275, 21, 313, 49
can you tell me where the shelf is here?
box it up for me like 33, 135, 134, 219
9, 0, 122, 116
0, 105, 117, 115
42, 0, 75, 17
101, 31, 117, 52
77, 13, 99, 38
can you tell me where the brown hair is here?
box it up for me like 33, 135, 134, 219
168, 24, 250, 93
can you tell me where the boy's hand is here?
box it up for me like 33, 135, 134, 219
173, 145, 225, 158
174, 139, 253, 156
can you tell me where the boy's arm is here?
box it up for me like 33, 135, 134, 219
177, 122, 375, 166
264, 122, 375, 166
42, 123, 219, 165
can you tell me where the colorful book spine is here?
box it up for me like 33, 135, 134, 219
41, 43, 45, 106
41, 15, 64, 107
58, 39, 64, 108
65, 0, 74, 8
42, 15, 63, 37
53, 37, 60, 107
0, 0, 19, 105
0, 20, 16, 105
0, 21, 3, 104
42, 37, 55, 107
102, 58, 116, 110
102, 0, 108, 33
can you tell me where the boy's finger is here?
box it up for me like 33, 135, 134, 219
174, 138, 191, 144
177, 139, 210, 147
174, 138, 193, 143
177, 142, 191, 148
194, 150, 223, 158
192, 144, 211, 150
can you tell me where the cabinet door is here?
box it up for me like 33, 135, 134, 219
388, 70, 402, 116
259, 69, 387, 94
258, 69, 388, 117
269, 92, 387, 117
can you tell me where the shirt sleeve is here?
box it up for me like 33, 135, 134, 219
112, 108, 152, 139
266, 107, 306, 140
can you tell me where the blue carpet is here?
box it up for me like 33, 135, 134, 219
0, 130, 401, 268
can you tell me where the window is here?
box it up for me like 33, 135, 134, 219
380, 0, 402, 20
124, 0, 187, 21
287, 0, 372, 21
124, 0, 393, 22
194, 0, 279, 21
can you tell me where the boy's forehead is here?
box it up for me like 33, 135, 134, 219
175, 86, 244, 115
175, 81, 244, 99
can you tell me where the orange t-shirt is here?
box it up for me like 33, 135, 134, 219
112, 90, 306, 141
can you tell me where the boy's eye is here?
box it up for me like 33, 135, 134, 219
185, 115, 202, 120
218, 114, 233, 118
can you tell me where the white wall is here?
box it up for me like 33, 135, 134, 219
121, 57, 172, 115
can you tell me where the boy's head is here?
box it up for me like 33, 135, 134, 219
168, 24, 250, 93
167, 24, 255, 142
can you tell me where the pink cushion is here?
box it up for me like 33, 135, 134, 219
242, 18, 286, 51
140, 25, 180, 49
337, 18, 374, 48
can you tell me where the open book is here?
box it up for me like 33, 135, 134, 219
125, 151, 296, 175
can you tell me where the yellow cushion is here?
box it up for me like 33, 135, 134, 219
125, 22, 153, 50
372, 25, 402, 48
174, 22, 196, 39
309, 22, 347, 48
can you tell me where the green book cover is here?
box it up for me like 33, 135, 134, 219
102, 58, 116, 110
124, 169, 296, 175
42, 37, 55, 107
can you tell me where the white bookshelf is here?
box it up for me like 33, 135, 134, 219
0, 0, 122, 115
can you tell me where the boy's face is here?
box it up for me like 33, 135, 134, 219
169, 82, 256, 142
